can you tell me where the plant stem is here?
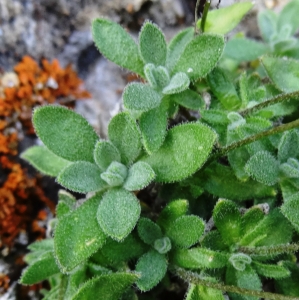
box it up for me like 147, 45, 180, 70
194, 0, 201, 35
200, 1, 211, 33
239, 243, 299, 256
240, 91, 299, 117
210, 118, 299, 161
174, 267, 299, 300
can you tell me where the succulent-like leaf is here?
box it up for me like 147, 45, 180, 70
224, 38, 268, 62
123, 161, 155, 191
154, 237, 172, 254
21, 146, 71, 177
32, 106, 98, 162
139, 21, 167, 66
170, 89, 205, 111
64, 265, 87, 300
213, 200, 241, 246
139, 103, 168, 154
225, 264, 262, 300
166, 27, 193, 72
28, 239, 54, 252
277, 0, 299, 36
172, 34, 225, 81
94, 140, 121, 171
278, 130, 299, 163
197, 1, 253, 35
241, 207, 265, 237
101, 161, 128, 187
142, 122, 217, 182
137, 218, 163, 245
208, 67, 241, 110
123, 82, 162, 112
56, 190, 76, 218
262, 56, 299, 93
186, 284, 225, 300
171, 247, 228, 269
153, 66, 170, 88
20, 251, 60, 285
258, 9, 278, 43
229, 253, 252, 271
253, 261, 290, 279
166, 215, 205, 248
57, 161, 107, 193
97, 188, 141, 241
108, 112, 142, 165
54, 194, 106, 273
135, 250, 168, 291
72, 273, 139, 300
162, 72, 190, 95
157, 199, 189, 230
198, 163, 277, 200
245, 151, 279, 186
92, 18, 144, 76
281, 195, 299, 232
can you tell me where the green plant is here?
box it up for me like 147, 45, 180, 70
19, 1, 299, 299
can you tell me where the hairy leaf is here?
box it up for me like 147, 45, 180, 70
278, 130, 299, 163
57, 161, 107, 193
142, 122, 217, 182
229, 253, 252, 271
281, 195, 299, 232
135, 250, 168, 291
101, 161, 128, 187
139, 21, 167, 66
172, 34, 225, 81
166, 215, 205, 248
170, 89, 205, 111
258, 9, 278, 43
162, 72, 190, 95
186, 284, 225, 300
137, 218, 163, 245
253, 261, 290, 279
108, 112, 142, 165
33, 106, 98, 162
154, 237, 172, 254
54, 194, 106, 273
277, 0, 299, 36
97, 188, 141, 241
92, 18, 144, 76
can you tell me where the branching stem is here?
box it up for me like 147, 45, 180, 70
174, 267, 299, 300
240, 91, 299, 117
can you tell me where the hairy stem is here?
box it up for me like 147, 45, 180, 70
240, 91, 299, 117
174, 267, 299, 300
211, 119, 299, 161
239, 243, 299, 256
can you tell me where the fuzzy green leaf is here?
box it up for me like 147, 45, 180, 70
280, 161, 299, 178
162, 72, 190, 95
198, 163, 277, 200
213, 200, 241, 246
172, 34, 225, 81
278, 130, 299, 163
262, 56, 299, 93
94, 140, 121, 171
108, 112, 142, 165
142, 122, 217, 182
123, 161, 155, 191
54, 194, 106, 273
33, 106, 98, 162
154, 237, 172, 254
226, 265, 261, 300
170, 89, 205, 110
97, 188, 141, 241
171, 247, 228, 269
166, 215, 204, 248
139, 21, 167, 66
20, 251, 60, 285
157, 199, 189, 230
57, 161, 107, 193
28, 239, 54, 252
277, 0, 299, 36
135, 250, 168, 291
258, 9, 278, 43
101, 161, 127, 187
92, 18, 144, 76
245, 151, 279, 186
64, 265, 87, 300
208, 67, 241, 110
21, 146, 70, 177
197, 2, 253, 35
186, 284, 225, 300
144, 64, 170, 89
56, 190, 76, 218
281, 195, 299, 232
241, 207, 265, 237
139, 103, 168, 154
253, 261, 290, 279
229, 253, 252, 271
166, 27, 193, 72
72, 272, 139, 300
224, 38, 268, 62
123, 83, 162, 112
137, 218, 163, 245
